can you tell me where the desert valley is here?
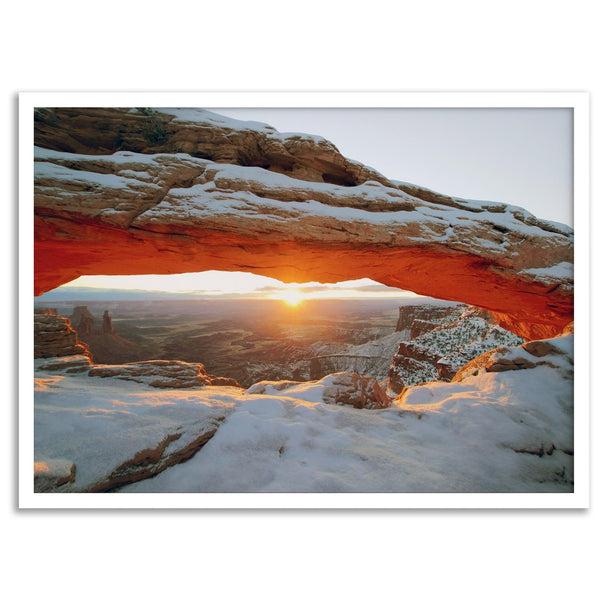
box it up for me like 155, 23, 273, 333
31, 107, 575, 496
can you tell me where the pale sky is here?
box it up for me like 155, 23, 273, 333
59, 107, 573, 297
210, 107, 573, 227
59, 272, 422, 300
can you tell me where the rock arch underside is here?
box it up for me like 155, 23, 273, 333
34, 108, 574, 341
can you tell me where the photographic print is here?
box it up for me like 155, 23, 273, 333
21, 93, 587, 508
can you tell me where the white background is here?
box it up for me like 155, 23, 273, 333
3, 1, 597, 599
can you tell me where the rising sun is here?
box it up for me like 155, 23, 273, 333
273, 289, 305, 306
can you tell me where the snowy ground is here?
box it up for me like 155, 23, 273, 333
33, 334, 574, 494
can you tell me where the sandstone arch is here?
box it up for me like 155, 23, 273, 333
33, 108, 574, 341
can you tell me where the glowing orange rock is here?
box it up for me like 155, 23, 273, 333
33, 108, 574, 341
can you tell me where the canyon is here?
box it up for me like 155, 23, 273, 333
31, 107, 575, 495
32, 297, 571, 493
33, 306, 574, 493
36, 298, 522, 391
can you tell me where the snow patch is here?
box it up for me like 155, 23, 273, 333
33, 333, 573, 494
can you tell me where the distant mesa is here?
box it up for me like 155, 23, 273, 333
71, 306, 94, 336
34, 309, 241, 390
70, 305, 114, 337
68, 305, 145, 364
33, 108, 573, 341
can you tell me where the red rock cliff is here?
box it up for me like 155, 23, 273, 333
33, 108, 574, 341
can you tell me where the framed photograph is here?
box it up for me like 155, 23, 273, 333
19, 92, 589, 509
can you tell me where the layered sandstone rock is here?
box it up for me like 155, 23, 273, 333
88, 360, 240, 389
388, 305, 524, 394
37, 352, 241, 390
33, 108, 574, 340
34, 312, 91, 359
37, 355, 93, 373
34, 107, 391, 187
396, 304, 453, 333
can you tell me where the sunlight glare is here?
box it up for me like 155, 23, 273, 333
272, 289, 305, 306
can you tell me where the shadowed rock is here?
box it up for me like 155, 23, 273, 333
34, 312, 91, 359
34, 459, 76, 492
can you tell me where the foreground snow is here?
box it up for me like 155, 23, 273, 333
33, 334, 574, 494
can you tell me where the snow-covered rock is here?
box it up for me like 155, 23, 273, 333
33, 335, 574, 494
33, 108, 573, 339
388, 304, 524, 394
452, 333, 573, 382
395, 335, 574, 488
34, 459, 76, 492
34, 369, 238, 492
247, 371, 391, 410
88, 360, 240, 389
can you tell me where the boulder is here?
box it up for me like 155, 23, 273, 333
246, 372, 391, 409
320, 372, 392, 409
